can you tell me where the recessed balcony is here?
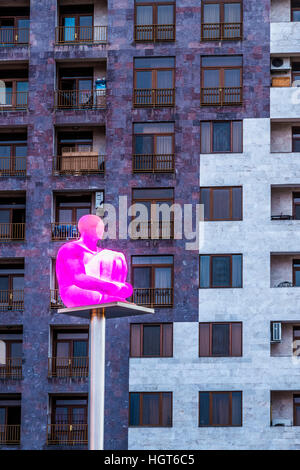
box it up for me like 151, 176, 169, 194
271, 254, 300, 288
271, 1, 300, 54
0, 260, 24, 311
0, 193, 26, 241
0, 328, 22, 380
271, 186, 300, 221
271, 391, 300, 427
200, 1, 242, 41
200, 87, 242, 106
0, 5, 30, 47
0, 395, 21, 445
0, 67, 28, 112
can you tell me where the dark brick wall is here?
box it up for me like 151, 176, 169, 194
0, 0, 270, 450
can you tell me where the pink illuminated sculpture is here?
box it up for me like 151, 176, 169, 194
56, 214, 133, 308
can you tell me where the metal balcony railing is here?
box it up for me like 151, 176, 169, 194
130, 221, 174, 239
0, 157, 26, 177
0, 91, 28, 111
133, 154, 175, 173
48, 357, 89, 378
133, 88, 175, 108
47, 424, 88, 446
201, 22, 242, 41
53, 154, 105, 175
201, 87, 242, 106
0, 223, 25, 241
0, 425, 21, 445
0, 358, 22, 379
134, 24, 175, 42
54, 89, 106, 109
55, 26, 107, 44
0, 27, 29, 46
50, 289, 64, 309
51, 223, 80, 241
132, 288, 173, 308
0, 290, 24, 310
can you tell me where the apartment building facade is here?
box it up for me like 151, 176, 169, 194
0, 0, 299, 451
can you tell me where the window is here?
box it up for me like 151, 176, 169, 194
132, 255, 173, 307
201, 56, 242, 106
0, 194, 25, 240
52, 194, 92, 240
0, 69, 28, 109
199, 323, 242, 357
0, 395, 21, 444
134, 57, 175, 107
292, 127, 300, 152
0, 261, 24, 310
58, 5, 93, 43
199, 391, 242, 426
133, 122, 175, 172
57, 67, 94, 109
134, 1, 175, 42
199, 254, 242, 288
293, 260, 300, 287
129, 392, 172, 426
0, 330, 22, 379
292, 1, 300, 21
200, 187, 242, 221
48, 396, 88, 445
200, 121, 242, 153
130, 323, 173, 357
0, 132, 27, 176
201, 1, 242, 41
49, 330, 89, 378
132, 188, 174, 239
0, 7, 29, 46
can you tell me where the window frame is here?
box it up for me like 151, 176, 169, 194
200, 120, 243, 154
55, 195, 92, 225
129, 391, 173, 427
51, 396, 88, 425
199, 391, 243, 427
200, 186, 243, 221
199, 322, 242, 357
199, 254, 243, 289
133, 123, 175, 157
130, 322, 173, 358
201, 0, 243, 41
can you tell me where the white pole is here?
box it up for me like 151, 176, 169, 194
88, 308, 105, 450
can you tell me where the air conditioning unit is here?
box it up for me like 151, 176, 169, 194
293, 79, 300, 87
271, 57, 291, 71
272, 418, 292, 427
271, 322, 282, 342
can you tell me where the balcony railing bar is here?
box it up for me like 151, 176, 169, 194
131, 221, 174, 239
53, 155, 105, 175
54, 89, 106, 109
0, 28, 29, 46
132, 154, 175, 173
48, 357, 89, 378
55, 26, 107, 44
0, 157, 26, 177
132, 288, 173, 307
0, 425, 21, 445
134, 24, 175, 42
201, 87, 242, 106
201, 22, 242, 41
0, 91, 28, 111
0, 358, 22, 379
51, 223, 80, 241
0, 223, 25, 241
133, 88, 175, 108
0, 290, 24, 311
47, 424, 88, 446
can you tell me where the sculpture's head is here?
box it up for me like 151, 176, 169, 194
78, 214, 104, 245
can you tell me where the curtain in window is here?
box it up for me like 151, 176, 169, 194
213, 122, 231, 152
142, 394, 160, 425
203, 4, 220, 23
201, 122, 211, 153
137, 6, 153, 25
232, 187, 242, 219
156, 135, 172, 154
0, 341, 5, 365
135, 135, 153, 154
212, 393, 230, 425
224, 4, 241, 23
143, 325, 160, 356
130, 394, 140, 425
232, 121, 242, 153
212, 324, 229, 355
157, 70, 173, 89
200, 256, 210, 288
155, 267, 171, 288
212, 257, 231, 287
213, 189, 230, 219
232, 255, 242, 287
203, 69, 219, 88
157, 5, 173, 24
224, 69, 240, 87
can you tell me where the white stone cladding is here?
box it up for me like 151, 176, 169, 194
128, 118, 300, 449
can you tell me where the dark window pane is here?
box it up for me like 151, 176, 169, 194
203, 4, 220, 23
142, 394, 160, 425
212, 393, 230, 425
130, 393, 140, 425
231, 323, 242, 356
295, 205, 300, 220
232, 187, 242, 219
232, 255, 242, 287
199, 323, 210, 356
157, 5, 174, 24
143, 325, 161, 356
10, 342, 22, 358
130, 324, 141, 357
232, 392, 242, 425
162, 324, 173, 357
199, 392, 210, 426
135, 135, 154, 154
232, 121, 242, 153
136, 71, 152, 89
201, 122, 211, 153
136, 5, 153, 25
133, 267, 151, 288
200, 188, 210, 220
202, 56, 242, 67
161, 393, 172, 426
295, 270, 300, 287
200, 256, 210, 288
213, 122, 231, 152
211, 257, 231, 287
213, 189, 230, 219
212, 324, 230, 356
135, 57, 175, 68
73, 341, 87, 357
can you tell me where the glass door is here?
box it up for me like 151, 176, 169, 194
63, 17, 76, 42
17, 18, 29, 44
79, 16, 93, 42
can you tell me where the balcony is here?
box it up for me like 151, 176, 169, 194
270, 254, 300, 288
0, 291, 24, 311
47, 424, 88, 446
134, 24, 175, 42
0, 425, 20, 445
50, 289, 64, 309
201, 87, 242, 106
133, 89, 175, 108
55, 25, 107, 45
0, 223, 25, 241
270, 391, 300, 427
53, 152, 105, 176
0, 27, 29, 47
0, 157, 26, 177
130, 221, 174, 240
48, 357, 88, 379
132, 288, 173, 308
0, 359, 22, 380
0, 91, 28, 112
133, 154, 175, 173
54, 89, 106, 110
201, 22, 242, 41
51, 223, 79, 241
